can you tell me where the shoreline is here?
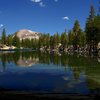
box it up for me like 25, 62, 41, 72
0, 48, 100, 58
0, 48, 35, 51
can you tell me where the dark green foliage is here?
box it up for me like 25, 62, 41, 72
61, 30, 68, 50
78, 30, 86, 47
68, 30, 74, 45
93, 16, 100, 42
1, 29, 6, 46
7, 35, 13, 46
38, 33, 60, 50
20, 38, 39, 49
73, 20, 80, 34
89, 5, 96, 20
72, 20, 81, 49
21, 39, 24, 47
68, 21, 86, 49
12, 34, 20, 48
85, 5, 100, 52
54, 33, 60, 46
50, 36, 54, 49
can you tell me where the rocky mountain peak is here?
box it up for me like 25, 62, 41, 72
15, 29, 41, 40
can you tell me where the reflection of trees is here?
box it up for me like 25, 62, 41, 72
61, 53, 69, 68
0, 51, 100, 90
0, 53, 6, 71
0, 52, 20, 71
0, 51, 39, 70
13, 52, 20, 64
73, 70, 80, 80
0, 51, 100, 71
38, 52, 69, 68
38, 52, 50, 65
68, 54, 100, 90
86, 78, 100, 94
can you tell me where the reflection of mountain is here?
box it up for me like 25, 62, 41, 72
16, 57, 39, 67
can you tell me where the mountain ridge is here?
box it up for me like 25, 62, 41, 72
15, 29, 41, 40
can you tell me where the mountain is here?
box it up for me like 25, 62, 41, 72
15, 29, 41, 40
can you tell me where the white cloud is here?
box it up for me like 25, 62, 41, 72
30, 0, 45, 7
30, 0, 59, 7
30, 0, 41, 3
39, 2, 45, 7
62, 16, 69, 20
54, 0, 58, 2
0, 24, 4, 28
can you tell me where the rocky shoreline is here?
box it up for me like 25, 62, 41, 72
39, 46, 100, 57
0, 45, 100, 58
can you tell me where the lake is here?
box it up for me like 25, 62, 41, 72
0, 51, 100, 95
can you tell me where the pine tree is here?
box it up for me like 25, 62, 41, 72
68, 30, 74, 46
89, 5, 95, 20
73, 20, 81, 50
85, 5, 99, 52
1, 29, 6, 47
7, 35, 13, 47
61, 30, 68, 51
78, 30, 86, 47
46, 33, 50, 48
73, 20, 80, 35
50, 36, 54, 49
21, 39, 24, 48
53, 33, 60, 48
12, 34, 20, 48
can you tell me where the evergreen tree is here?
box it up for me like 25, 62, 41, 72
53, 33, 60, 48
50, 36, 54, 49
30, 39, 34, 48
38, 34, 45, 48
0, 37, 1, 44
89, 5, 95, 20
68, 30, 74, 46
21, 39, 24, 48
85, 5, 100, 52
1, 29, 6, 47
12, 34, 20, 48
78, 30, 86, 47
73, 20, 80, 35
46, 33, 50, 48
7, 35, 13, 47
85, 5, 96, 44
73, 20, 81, 50
61, 30, 68, 50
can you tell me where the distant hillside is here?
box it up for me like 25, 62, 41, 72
15, 29, 41, 40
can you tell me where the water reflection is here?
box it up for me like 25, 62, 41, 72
0, 51, 100, 75
17, 56, 39, 67
0, 51, 100, 94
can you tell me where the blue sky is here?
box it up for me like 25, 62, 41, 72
0, 0, 99, 35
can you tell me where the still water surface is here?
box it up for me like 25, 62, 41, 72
0, 51, 100, 94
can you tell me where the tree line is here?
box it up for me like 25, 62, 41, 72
0, 5, 100, 52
